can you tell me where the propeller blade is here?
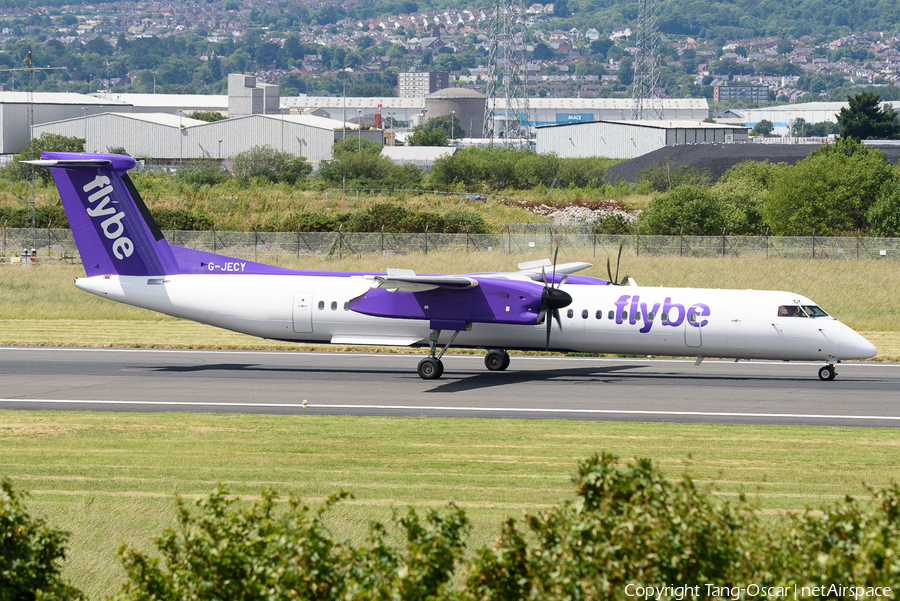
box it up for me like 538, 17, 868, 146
559, 274, 568, 287
615, 242, 623, 284
537, 307, 547, 325
553, 308, 563, 331
541, 265, 547, 286
545, 314, 552, 351
551, 245, 559, 288
606, 257, 614, 285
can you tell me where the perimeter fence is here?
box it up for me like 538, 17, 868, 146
2, 226, 899, 264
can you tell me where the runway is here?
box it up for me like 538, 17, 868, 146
1, 346, 898, 427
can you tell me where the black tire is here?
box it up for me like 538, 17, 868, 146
818, 365, 836, 381
485, 350, 506, 371
418, 357, 443, 380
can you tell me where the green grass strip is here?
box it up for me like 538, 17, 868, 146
2, 411, 899, 598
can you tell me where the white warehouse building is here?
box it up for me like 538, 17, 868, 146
736, 101, 897, 137
536, 120, 750, 159
33, 112, 382, 162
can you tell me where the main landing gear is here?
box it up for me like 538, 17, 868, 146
484, 349, 511, 371
818, 364, 837, 381
417, 329, 461, 380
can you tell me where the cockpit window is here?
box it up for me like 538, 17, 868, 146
778, 305, 804, 317
801, 305, 829, 318
778, 305, 830, 318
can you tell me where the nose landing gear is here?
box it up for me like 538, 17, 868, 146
818, 364, 836, 381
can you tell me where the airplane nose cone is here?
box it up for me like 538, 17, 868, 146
839, 329, 878, 360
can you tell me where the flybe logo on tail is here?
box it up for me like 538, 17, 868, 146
83, 175, 134, 260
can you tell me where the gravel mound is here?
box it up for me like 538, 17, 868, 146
604, 143, 900, 184
533, 204, 639, 225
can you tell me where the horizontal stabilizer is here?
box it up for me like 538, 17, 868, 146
22, 159, 112, 168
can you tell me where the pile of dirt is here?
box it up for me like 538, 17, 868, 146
604, 143, 900, 184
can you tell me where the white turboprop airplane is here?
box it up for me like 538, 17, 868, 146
28, 152, 877, 381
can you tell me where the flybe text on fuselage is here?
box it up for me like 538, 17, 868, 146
82, 175, 134, 260
613, 294, 710, 333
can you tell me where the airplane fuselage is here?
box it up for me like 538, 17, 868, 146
76, 273, 876, 364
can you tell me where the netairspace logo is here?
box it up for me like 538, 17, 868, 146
83, 175, 134, 260
624, 583, 893, 600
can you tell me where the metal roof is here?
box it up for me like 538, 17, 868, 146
0, 92, 128, 105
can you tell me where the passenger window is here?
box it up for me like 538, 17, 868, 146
596, 310, 602, 319
661, 312, 668, 321
318, 301, 324, 310
567, 309, 574, 318
621, 311, 628, 321
635, 312, 642, 321
648, 311, 655, 321
343, 302, 350, 311
582, 310, 588, 319
331, 301, 337, 311
689, 313, 697, 324
608, 310, 614, 320
777, 305, 805, 317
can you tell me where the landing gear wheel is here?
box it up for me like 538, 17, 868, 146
418, 357, 443, 380
485, 349, 511, 371
818, 364, 836, 381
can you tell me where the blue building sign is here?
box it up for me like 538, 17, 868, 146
556, 113, 595, 124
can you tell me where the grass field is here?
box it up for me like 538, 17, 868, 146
3, 412, 900, 598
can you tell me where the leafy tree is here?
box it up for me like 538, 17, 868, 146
428, 114, 466, 140
750, 119, 774, 137
407, 123, 448, 146
532, 42, 556, 61
837, 92, 900, 140
867, 179, 900, 237
318, 136, 395, 184
776, 37, 794, 55
1, 478, 83, 600
186, 110, 226, 122
232, 145, 312, 184
763, 137, 894, 235
639, 185, 727, 235
5, 133, 84, 186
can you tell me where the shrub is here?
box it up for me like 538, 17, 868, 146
232, 145, 313, 185
115, 487, 468, 601
867, 180, 900, 236
763, 137, 894, 235
637, 157, 711, 192
175, 160, 229, 188
638, 185, 727, 234
0, 478, 83, 600
150, 208, 215, 231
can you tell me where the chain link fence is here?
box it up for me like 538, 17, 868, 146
2, 226, 899, 264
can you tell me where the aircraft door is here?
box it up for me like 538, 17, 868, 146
727, 311, 746, 349
292, 293, 313, 333
684, 315, 702, 347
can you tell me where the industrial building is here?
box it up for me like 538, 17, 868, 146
32, 112, 382, 163
735, 101, 898, 136
536, 120, 750, 159
0, 92, 132, 154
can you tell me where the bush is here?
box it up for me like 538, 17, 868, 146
1, 478, 83, 600
318, 137, 394, 185
638, 185, 727, 235
175, 160, 229, 188
0, 205, 69, 228
867, 181, 900, 236
150, 208, 214, 231
763, 137, 894, 235
115, 488, 468, 601
232, 145, 313, 185
637, 157, 711, 192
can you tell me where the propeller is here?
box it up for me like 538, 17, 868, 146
537, 245, 573, 351
606, 241, 630, 286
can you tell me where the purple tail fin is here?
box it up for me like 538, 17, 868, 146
41, 152, 178, 277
